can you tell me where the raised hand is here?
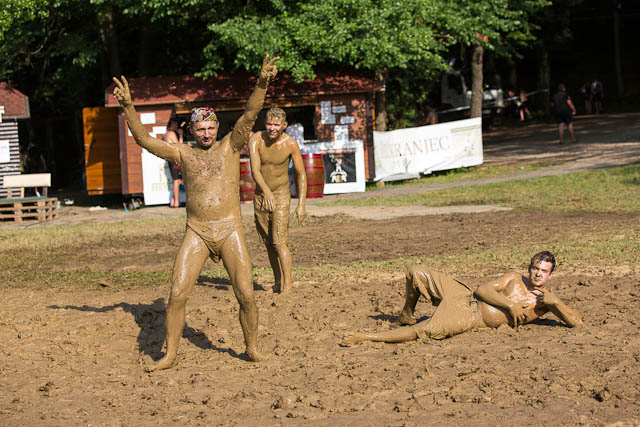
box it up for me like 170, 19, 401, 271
112, 76, 132, 107
260, 54, 280, 82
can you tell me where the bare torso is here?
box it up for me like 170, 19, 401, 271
177, 134, 241, 222
254, 131, 297, 194
477, 274, 549, 328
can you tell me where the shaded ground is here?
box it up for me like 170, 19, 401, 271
1, 113, 640, 425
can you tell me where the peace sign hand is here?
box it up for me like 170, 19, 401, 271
112, 76, 132, 107
260, 54, 280, 82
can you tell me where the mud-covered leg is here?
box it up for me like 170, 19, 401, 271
221, 232, 264, 362
151, 229, 209, 371
342, 326, 419, 346
397, 266, 424, 325
274, 243, 292, 293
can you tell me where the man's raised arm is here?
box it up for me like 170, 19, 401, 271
230, 55, 280, 151
112, 76, 180, 162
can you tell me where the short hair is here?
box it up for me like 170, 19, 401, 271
557, 83, 566, 91
266, 107, 286, 122
529, 251, 556, 273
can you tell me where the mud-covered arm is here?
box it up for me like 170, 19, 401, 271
230, 55, 280, 152
475, 273, 527, 327
248, 133, 275, 211
537, 288, 583, 327
291, 141, 306, 224
112, 76, 181, 163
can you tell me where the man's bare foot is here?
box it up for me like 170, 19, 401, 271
246, 348, 265, 362
340, 332, 364, 347
146, 354, 177, 372
396, 312, 417, 326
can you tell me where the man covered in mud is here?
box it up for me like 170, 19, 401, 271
112, 55, 280, 369
249, 108, 307, 293
342, 251, 582, 346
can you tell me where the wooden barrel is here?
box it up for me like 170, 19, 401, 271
296, 153, 325, 199
239, 158, 255, 202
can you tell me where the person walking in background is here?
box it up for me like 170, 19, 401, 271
517, 90, 532, 121
551, 83, 577, 144
591, 79, 604, 114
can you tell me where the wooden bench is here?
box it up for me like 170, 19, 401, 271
1, 173, 58, 222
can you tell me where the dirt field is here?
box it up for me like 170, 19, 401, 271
1, 113, 640, 426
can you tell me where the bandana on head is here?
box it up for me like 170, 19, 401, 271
190, 107, 218, 123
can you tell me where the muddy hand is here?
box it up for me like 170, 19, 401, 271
112, 76, 132, 107
260, 54, 280, 82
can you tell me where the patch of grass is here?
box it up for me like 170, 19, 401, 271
0, 217, 185, 252
207, 227, 640, 285
365, 163, 545, 191
330, 165, 640, 213
2, 270, 171, 289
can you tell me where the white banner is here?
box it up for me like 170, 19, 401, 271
373, 117, 483, 181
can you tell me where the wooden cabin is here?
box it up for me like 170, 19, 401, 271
83, 71, 381, 199
0, 82, 30, 198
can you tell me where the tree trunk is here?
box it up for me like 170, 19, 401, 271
613, 0, 624, 96
470, 44, 483, 118
536, 45, 550, 112
137, 19, 153, 76
374, 69, 388, 131
97, 9, 121, 79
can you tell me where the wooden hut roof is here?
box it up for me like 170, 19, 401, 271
105, 70, 381, 107
0, 82, 30, 119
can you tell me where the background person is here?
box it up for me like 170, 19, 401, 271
249, 108, 307, 293
551, 83, 577, 144
164, 118, 184, 207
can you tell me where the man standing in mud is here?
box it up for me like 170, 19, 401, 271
249, 108, 307, 293
342, 251, 582, 345
112, 55, 280, 369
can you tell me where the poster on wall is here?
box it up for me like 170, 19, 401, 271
141, 149, 186, 206
373, 117, 483, 182
304, 139, 365, 194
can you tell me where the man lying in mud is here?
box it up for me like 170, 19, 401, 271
112, 55, 279, 370
342, 251, 582, 346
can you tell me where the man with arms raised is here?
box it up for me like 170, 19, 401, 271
249, 108, 307, 293
342, 251, 581, 345
112, 55, 279, 369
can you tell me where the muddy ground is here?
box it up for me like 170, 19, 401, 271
1, 113, 640, 426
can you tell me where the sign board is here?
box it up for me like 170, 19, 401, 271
304, 140, 366, 194
373, 117, 483, 181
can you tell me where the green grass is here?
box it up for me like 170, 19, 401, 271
2, 165, 639, 289
330, 164, 640, 212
